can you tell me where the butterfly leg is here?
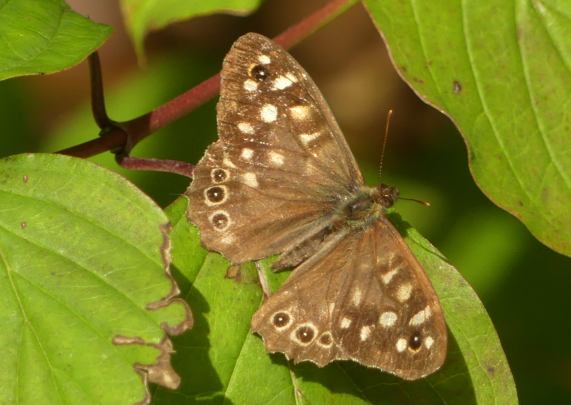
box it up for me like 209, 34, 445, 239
255, 261, 272, 300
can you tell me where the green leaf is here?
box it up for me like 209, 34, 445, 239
120, 0, 264, 59
364, 0, 571, 257
156, 197, 516, 404
0, 0, 111, 81
0, 154, 192, 404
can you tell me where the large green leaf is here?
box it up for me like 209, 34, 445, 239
0, 154, 192, 404
0, 0, 111, 81
364, 0, 571, 257
120, 0, 264, 59
154, 197, 516, 404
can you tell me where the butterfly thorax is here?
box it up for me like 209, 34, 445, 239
272, 184, 399, 271
336, 184, 399, 230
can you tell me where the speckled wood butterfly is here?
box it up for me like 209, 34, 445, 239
186, 33, 447, 380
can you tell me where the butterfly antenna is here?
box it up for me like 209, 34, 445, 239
400, 196, 431, 207
379, 109, 393, 181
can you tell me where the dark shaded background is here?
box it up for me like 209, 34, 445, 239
1, 1, 570, 403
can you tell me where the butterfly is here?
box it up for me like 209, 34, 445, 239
186, 33, 447, 380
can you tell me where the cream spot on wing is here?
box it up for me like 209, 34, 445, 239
328, 302, 335, 316
409, 305, 432, 326
289, 105, 311, 120
286, 72, 298, 82
223, 156, 237, 169
352, 288, 362, 306
258, 54, 271, 64
237, 122, 254, 134
272, 75, 293, 90
425, 336, 434, 349
242, 172, 258, 188
299, 132, 320, 146
340, 317, 352, 329
379, 311, 398, 328
396, 338, 408, 353
243, 79, 258, 92
381, 268, 399, 284
360, 326, 371, 341
260, 104, 278, 123
220, 234, 235, 245
396, 283, 413, 302
240, 148, 254, 161
269, 151, 285, 166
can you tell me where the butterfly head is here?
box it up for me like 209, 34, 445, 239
375, 184, 400, 209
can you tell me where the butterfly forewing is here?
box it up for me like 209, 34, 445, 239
252, 218, 447, 380
186, 33, 362, 264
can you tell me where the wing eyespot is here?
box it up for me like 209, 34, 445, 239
250, 64, 269, 81
272, 311, 293, 330
204, 185, 228, 205
290, 323, 318, 346
211, 168, 229, 183
408, 331, 423, 352
209, 210, 231, 231
317, 332, 333, 348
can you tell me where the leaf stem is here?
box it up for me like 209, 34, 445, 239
57, 0, 359, 159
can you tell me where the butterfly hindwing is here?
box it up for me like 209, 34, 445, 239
251, 218, 447, 380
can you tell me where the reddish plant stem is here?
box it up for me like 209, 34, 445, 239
58, 0, 358, 159
88, 52, 113, 129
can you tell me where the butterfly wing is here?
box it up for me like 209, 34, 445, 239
251, 217, 447, 380
187, 33, 363, 263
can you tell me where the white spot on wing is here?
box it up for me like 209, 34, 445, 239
396, 338, 407, 353
223, 156, 237, 169
340, 317, 352, 329
242, 172, 258, 188
396, 283, 413, 302
258, 54, 271, 64
243, 79, 258, 92
328, 302, 335, 316
425, 336, 434, 349
260, 104, 278, 123
352, 288, 362, 306
379, 311, 397, 327
269, 151, 285, 166
381, 268, 399, 284
289, 105, 310, 120
238, 122, 254, 134
240, 148, 254, 160
220, 234, 235, 245
299, 132, 320, 146
272, 75, 293, 90
409, 306, 432, 326
360, 326, 371, 341
286, 72, 298, 82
